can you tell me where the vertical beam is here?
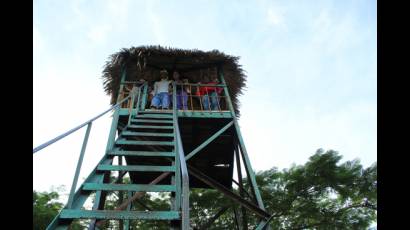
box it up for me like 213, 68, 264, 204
134, 85, 142, 117
235, 144, 248, 230
118, 156, 124, 230
123, 191, 133, 230
127, 86, 136, 126
67, 122, 92, 209
233, 207, 242, 230
218, 66, 265, 211
88, 158, 113, 230
106, 67, 127, 153
91, 67, 127, 230
219, 67, 269, 228
140, 84, 148, 110
198, 206, 230, 230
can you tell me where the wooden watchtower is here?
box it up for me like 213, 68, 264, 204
47, 46, 271, 229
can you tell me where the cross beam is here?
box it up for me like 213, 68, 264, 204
198, 206, 230, 230
185, 121, 234, 161
187, 165, 270, 219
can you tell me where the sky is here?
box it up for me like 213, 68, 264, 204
33, 0, 377, 196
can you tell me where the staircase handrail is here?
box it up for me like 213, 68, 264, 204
172, 82, 190, 229
33, 88, 138, 154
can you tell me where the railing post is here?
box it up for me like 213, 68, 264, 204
67, 122, 92, 209
127, 86, 138, 126
105, 106, 121, 154
140, 84, 148, 111
134, 84, 143, 117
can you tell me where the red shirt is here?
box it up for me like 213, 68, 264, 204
197, 82, 223, 96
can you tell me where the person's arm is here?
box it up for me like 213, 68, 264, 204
152, 82, 158, 95
168, 80, 173, 94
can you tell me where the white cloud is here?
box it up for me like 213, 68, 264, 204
87, 25, 112, 44
267, 8, 283, 26
146, 1, 166, 44
264, 1, 288, 29
310, 7, 360, 55
106, 0, 129, 18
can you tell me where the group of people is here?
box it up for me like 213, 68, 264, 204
149, 69, 223, 110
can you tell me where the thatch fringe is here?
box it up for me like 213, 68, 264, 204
102, 45, 247, 116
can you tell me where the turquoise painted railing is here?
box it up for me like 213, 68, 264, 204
33, 87, 140, 209
174, 83, 228, 111
172, 82, 190, 228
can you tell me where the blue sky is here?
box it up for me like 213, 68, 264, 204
34, 0, 376, 193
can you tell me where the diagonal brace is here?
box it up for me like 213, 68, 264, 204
198, 206, 230, 230
187, 165, 270, 219
185, 121, 233, 161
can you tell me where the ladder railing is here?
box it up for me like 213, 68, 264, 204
33, 85, 141, 213
33, 94, 135, 154
172, 82, 190, 229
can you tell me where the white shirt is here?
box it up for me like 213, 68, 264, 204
153, 80, 172, 95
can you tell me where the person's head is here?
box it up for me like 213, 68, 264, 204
160, 70, 168, 80
173, 71, 180, 80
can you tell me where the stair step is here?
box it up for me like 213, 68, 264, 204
131, 119, 173, 124
135, 114, 173, 119
60, 210, 180, 220
121, 131, 174, 137
128, 125, 174, 129
82, 183, 176, 192
116, 139, 174, 146
109, 150, 175, 157
97, 165, 176, 172
139, 110, 173, 114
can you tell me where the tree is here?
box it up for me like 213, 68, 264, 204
33, 189, 87, 230
248, 149, 377, 229
37, 149, 377, 229
33, 190, 63, 230
187, 149, 377, 229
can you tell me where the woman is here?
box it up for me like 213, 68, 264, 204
173, 71, 190, 110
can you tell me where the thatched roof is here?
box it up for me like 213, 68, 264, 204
102, 45, 247, 115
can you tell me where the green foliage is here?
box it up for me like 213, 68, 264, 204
185, 149, 377, 229
252, 149, 377, 229
33, 189, 87, 230
35, 149, 377, 229
33, 190, 63, 230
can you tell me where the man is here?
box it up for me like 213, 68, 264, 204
150, 70, 172, 109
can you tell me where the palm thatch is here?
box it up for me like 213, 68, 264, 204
102, 45, 247, 116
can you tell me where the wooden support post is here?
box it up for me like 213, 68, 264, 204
118, 156, 124, 230
198, 206, 230, 230
123, 191, 133, 230
235, 144, 248, 230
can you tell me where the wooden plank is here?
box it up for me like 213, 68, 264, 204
121, 131, 174, 137
82, 183, 176, 192
60, 210, 180, 220
109, 150, 175, 157
116, 139, 174, 146
97, 165, 176, 172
